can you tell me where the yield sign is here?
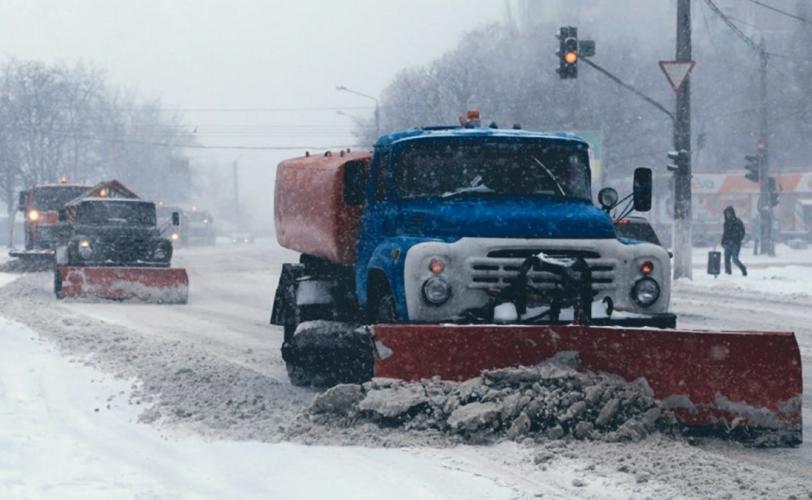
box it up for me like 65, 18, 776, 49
658, 60, 696, 92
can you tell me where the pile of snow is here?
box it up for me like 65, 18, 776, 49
290, 353, 676, 444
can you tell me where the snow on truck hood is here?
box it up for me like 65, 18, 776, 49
395, 197, 615, 239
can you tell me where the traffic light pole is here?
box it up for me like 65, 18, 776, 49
758, 39, 775, 256
673, 0, 693, 280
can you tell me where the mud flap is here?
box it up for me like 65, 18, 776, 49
372, 324, 803, 442
56, 266, 189, 304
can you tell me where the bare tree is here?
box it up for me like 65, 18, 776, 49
0, 58, 195, 246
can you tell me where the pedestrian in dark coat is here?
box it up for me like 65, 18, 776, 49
721, 206, 747, 276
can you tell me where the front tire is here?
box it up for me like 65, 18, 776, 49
375, 292, 399, 323
282, 321, 373, 387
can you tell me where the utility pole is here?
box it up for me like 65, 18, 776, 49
758, 38, 775, 256
232, 160, 240, 221
673, 0, 693, 280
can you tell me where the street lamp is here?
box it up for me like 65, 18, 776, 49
336, 85, 379, 138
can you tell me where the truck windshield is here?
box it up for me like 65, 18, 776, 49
31, 186, 89, 211
77, 201, 157, 226
395, 140, 591, 200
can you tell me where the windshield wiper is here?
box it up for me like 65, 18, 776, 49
441, 175, 494, 199
531, 156, 567, 197
441, 185, 495, 199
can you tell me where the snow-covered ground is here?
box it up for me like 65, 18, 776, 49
0, 241, 811, 498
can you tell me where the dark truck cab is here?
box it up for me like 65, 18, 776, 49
57, 198, 175, 267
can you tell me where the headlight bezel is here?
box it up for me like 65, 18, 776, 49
631, 277, 660, 307
77, 239, 93, 259
153, 240, 173, 262
422, 276, 451, 306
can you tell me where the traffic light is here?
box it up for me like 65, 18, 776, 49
744, 154, 761, 183
557, 27, 578, 79
768, 176, 780, 206
667, 150, 689, 173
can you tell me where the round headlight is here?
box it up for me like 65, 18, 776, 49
171, 232, 180, 241
78, 239, 93, 259
632, 277, 660, 307
154, 241, 173, 262
598, 188, 619, 209
28, 209, 40, 222
422, 277, 451, 305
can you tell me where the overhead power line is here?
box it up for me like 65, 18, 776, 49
703, 0, 763, 54
156, 105, 375, 113
50, 130, 357, 151
747, 0, 812, 26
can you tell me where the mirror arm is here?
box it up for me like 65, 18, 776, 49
609, 192, 633, 214
613, 199, 636, 223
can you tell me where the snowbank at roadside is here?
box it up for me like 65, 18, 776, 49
680, 264, 812, 298
0, 317, 540, 500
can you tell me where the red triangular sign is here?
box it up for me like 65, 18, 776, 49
659, 60, 696, 92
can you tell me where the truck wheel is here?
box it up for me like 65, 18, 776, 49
281, 321, 373, 387
285, 363, 312, 387
375, 292, 399, 323
53, 266, 63, 299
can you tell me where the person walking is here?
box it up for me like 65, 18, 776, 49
721, 206, 747, 276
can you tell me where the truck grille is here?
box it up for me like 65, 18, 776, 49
467, 247, 617, 291
99, 238, 154, 261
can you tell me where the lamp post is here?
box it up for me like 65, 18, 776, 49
335, 85, 379, 138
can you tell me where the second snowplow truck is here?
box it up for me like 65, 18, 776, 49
272, 118, 802, 444
54, 182, 189, 304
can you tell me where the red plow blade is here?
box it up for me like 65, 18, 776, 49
56, 266, 189, 304
372, 324, 802, 442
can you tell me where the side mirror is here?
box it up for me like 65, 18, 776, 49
343, 160, 367, 206
633, 167, 652, 212
17, 191, 27, 212
58, 209, 67, 222
172, 211, 180, 226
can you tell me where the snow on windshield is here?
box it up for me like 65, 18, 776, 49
395, 140, 591, 200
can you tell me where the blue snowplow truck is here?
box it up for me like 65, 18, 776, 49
272, 120, 675, 386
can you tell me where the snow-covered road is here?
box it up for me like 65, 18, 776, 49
0, 241, 811, 498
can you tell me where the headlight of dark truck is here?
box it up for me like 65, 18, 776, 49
78, 239, 93, 259
153, 241, 173, 263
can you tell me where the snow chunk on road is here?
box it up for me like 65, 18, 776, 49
291, 354, 677, 444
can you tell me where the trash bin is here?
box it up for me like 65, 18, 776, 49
707, 250, 721, 277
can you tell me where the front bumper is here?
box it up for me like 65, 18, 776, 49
402, 237, 672, 323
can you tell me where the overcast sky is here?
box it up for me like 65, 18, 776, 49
0, 0, 504, 215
